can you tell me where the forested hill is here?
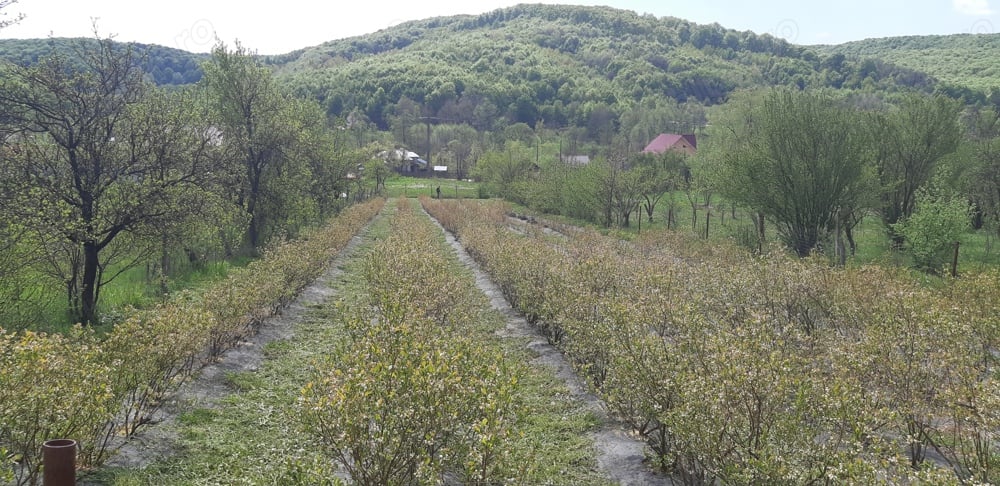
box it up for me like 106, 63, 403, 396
815, 33, 1000, 96
269, 3, 946, 130
3, 4, 997, 130
0, 37, 207, 85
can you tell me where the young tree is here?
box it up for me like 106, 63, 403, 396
595, 153, 644, 228
892, 186, 973, 273
871, 94, 962, 244
714, 89, 872, 256
0, 37, 215, 323
202, 41, 305, 249
634, 150, 687, 224
472, 141, 535, 203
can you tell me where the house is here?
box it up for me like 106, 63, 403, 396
641, 133, 697, 156
561, 154, 591, 167
380, 148, 429, 173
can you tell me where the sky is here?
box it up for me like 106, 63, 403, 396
0, 0, 997, 54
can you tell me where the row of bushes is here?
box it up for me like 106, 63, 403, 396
0, 199, 384, 485
300, 198, 524, 484
421, 197, 1000, 485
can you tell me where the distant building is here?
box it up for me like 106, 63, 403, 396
642, 133, 697, 156
380, 148, 429, 173
561, 154, 591, 166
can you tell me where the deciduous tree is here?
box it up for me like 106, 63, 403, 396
202, 41, 307, 249
871, 93, 962, 244
892, 185, 972, 273
0, 36, 215, 323
713, 89, 872, 257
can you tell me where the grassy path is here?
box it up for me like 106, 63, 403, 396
86, 199, 624, 485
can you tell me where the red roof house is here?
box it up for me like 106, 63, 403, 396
641, 133, 697, 155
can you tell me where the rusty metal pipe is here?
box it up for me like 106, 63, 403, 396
42, 439, 76, 486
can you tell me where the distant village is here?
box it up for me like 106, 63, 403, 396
382, 132, 698, 177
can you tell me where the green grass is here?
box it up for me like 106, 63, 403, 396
86, 198, 612, 485
384, 175, 480, 199
10, 251, 254, 333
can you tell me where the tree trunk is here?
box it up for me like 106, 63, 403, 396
845, 222, 857, 255
66, 269, 79, 320
248, 212, 261, 249
835, 216, 846, 266
246, 149, 263, 248
80, 241, 100, 324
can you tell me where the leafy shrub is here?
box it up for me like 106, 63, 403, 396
422, 197, 1000, 484
0, 199, 384, 484
892, 188, 973, 272
301, 200, 522, 484
0, 328, 114, 485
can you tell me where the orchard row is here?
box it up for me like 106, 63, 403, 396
0, 200, 384, 486
300, 199, 523, 484
422, 197, 1000, 484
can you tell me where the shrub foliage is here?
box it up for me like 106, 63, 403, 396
300, 199, 522, 485
422, 197, 1000, 484
0, 199, 383, 485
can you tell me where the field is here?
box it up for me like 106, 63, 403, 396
423, 197, 1000, 484
3, 195, 1000, 485
383, 176, 480, 199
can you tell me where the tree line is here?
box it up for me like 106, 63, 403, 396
471, 87, 1000, 273
0, 35, 369, 326
0, 37, 207, 85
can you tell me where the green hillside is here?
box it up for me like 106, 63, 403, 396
815, 33, 1000, 95
0, 37, 207, 85
270, 4, 941, 130
4, 3, 996, 130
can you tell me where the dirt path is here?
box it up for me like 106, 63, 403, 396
425, 209, 671, 486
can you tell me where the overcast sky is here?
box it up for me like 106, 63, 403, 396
1, 0, 997, 54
